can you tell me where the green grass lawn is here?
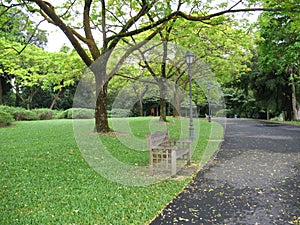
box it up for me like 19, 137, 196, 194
280, 120, 300, 126
1, 117, 223, 224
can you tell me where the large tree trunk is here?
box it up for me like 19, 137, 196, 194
95, 83, 110, 133
159, 82, 167, 122
159, 97, 167, 122
92, 57, 110, 133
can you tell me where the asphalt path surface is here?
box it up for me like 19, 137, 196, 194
150, 119, 300, 225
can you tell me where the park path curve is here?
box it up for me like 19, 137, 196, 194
150, 119, 300, 225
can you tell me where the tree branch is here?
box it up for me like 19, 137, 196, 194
59, 0, 77, 19
101, 0, 107, 50
106, 7, 286, 42
107, 0, 154, 50
84, 0, 101, 59
30, 0, 93, 66
108, 23, 166, 80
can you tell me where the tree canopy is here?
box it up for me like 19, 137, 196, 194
1, 0, 299, 128
0, 37, 83, 109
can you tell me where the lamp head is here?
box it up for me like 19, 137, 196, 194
185, 51, 194, 65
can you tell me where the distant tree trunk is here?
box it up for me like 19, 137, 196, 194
50, 89, 62, 110
15, 93, 21, 107
159, 41, 168, 122
139, 98, 143, 117
15, 86, 37, 110
287, 66, 298, 121
26, 87, 37, 110
173, 84, 185, 118
173, 93, 182, 117
159, 82, 167, 122
291, 78, 298, 121
173, 106, 180, 117
26, 101, 30, 110
133, 84, 148, 117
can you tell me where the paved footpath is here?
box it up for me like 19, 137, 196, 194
150, 119, 300, 225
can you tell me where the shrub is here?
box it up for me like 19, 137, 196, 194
53, 110, 67, 119
14, 109, 39, 121
0, 111, 14, 127
32, 108, 54, 120
109, 109, 132, 118
215, 109, 228, 117
0, 105, 38, 121
66, 108, 94, 119
0, 105, 17, 116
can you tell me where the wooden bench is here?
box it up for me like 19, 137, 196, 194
146, 130, 191, 176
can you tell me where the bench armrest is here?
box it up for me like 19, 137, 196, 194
170, 139, 192, 143
151, 145, 177, 150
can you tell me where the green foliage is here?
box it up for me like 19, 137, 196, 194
255, 10, 300, 120
32, 108, 54, 120
223, 86, 257, 118
66, 108, 94, 119
53, 110, 68, 119
0, 5, 47, 47
0, 37, 83, 109
0, 105, 38, 121
3, 0, 299, 133
257, 11, 300, 73
109, 108, 132, 118
0, 105, 17, 116
12, 108, 39, 121
0, 110, 14, 127
171, 18, 254, 84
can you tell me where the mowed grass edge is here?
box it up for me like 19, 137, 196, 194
0, 118, 223, 224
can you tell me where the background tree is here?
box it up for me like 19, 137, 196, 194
1, 0, 290, 132
256, 10, 300, 120
0, 4, 48, 105
0, 38, 82, 109
0, 5, 47, 48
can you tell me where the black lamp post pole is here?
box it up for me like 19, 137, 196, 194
206, 83, 211, 122
186, 51, 195, 140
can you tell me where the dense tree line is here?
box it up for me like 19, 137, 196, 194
225, 8, 300, 120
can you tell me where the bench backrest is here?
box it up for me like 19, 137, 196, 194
146, 130, 170, 150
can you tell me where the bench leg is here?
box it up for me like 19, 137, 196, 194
149, 151, 154, 176
165, 150, 169, 169
187, 150, 191, 166
149, 164, 154, 176
171, 150, 176, 176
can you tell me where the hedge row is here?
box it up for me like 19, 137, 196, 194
0, 106, 133, 127
0, 106, 40, 122
0, 111, 14, 127
61, 108, 132, 118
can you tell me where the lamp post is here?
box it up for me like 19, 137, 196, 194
206, 83, 211, 122
186, 51, 195, 140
